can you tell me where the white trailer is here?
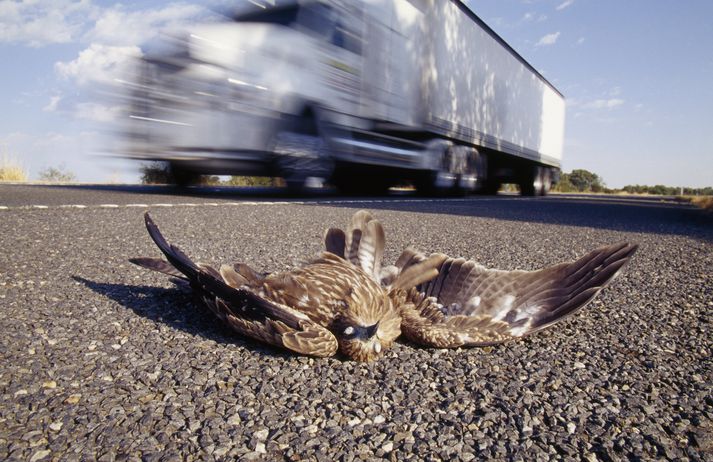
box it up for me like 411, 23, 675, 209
122, 0, 565, 194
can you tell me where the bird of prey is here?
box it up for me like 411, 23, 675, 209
130, 210, 637, 361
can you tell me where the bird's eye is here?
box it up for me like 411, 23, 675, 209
343, 326, 355, 336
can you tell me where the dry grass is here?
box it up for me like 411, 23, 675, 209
0, 154, 28, 182
687, 195, 713, 211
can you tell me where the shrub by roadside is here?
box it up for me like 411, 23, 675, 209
0, 154, 28, 182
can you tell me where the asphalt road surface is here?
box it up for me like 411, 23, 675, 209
1, 184, 711, 461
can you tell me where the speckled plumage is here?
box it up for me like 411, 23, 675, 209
131, 210, 637, 362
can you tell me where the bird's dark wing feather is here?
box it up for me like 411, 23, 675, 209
129, 257, 186, 279
398, 242, 638, 348
131, 213, 338, 357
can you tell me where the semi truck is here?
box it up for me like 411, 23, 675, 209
122, 0, 565, 195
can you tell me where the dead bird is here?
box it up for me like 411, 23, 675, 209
130, 210, 637, 361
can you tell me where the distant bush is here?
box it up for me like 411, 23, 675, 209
0, 154, 28, 182
622, 184, 713, 196
140, 162, 174, 184
224, 176, 279, 187
38, 166, 76, 183
141, 163, 243, 186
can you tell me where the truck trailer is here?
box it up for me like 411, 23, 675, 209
122, 0, 565, 195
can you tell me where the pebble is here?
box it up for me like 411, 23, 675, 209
29, 450, 51, 462
253, 429, 269, 441
49, 422, 63, 432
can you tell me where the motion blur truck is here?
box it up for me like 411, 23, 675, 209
123, 0, 565, 194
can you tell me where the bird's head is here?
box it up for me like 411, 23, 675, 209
331, 286, 401, 362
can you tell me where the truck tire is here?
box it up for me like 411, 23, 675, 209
540, 168, 552, 196
273, 132, 332, 193
519, 165, 545, 196
456, 147, 485, 195
416, 142, 458, 196
272, 112, 333, 194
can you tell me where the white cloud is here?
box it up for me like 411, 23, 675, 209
556, 0, 575, 11
43, 95, 63, 112
576, 37, 585, 45
75, 102, 124, 123
0, 0, 96, 47
0, 1, 203, 48
583, 99, 625, 110
55, 43, 142, 86
536, 32, 561, 47
522, 12, 548, 23
84, 3, 204, 47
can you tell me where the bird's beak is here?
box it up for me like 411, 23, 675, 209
365, 322, 379, 338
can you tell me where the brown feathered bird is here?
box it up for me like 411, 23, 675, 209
130, 210, 637, 361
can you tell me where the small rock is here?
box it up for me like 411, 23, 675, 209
30, 450, 51, 462
49, 422, 63, 432
373, 415, 386, 424
42, 381, 57, 389
567, 422, 576, 434
254, 429, 269, 441
254, 442, 266, 454
348, 417, 361, 427
381, 442, 393, 452
573, 362, 586, 369
14, 389, 28, 397
64, 394, 81, 404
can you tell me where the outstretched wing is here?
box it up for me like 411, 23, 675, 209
130, 213, 338, 358
398, 242, 638, 348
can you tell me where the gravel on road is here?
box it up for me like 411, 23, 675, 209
0, 186, 711, 461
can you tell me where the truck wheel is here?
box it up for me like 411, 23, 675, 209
273, 131, 332, 194
519, 165, 545, 196
416, 143, 458, 196
456, 147, 484, 195
540, 168, 552, 196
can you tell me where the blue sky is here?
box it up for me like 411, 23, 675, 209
1, 0, 711, 188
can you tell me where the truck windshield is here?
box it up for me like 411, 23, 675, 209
232, 5, 300, 26
232, 2, 336, 39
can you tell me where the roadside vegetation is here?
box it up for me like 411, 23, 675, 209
0, 154, 28, 182
140, 162, 282, 187
38, 166, 76, 183
553, 168, 711, 196
553, 168, 712, 211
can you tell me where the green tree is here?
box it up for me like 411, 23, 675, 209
568, 169, 604, 192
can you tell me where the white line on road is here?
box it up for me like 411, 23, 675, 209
0, 197, 483, 211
